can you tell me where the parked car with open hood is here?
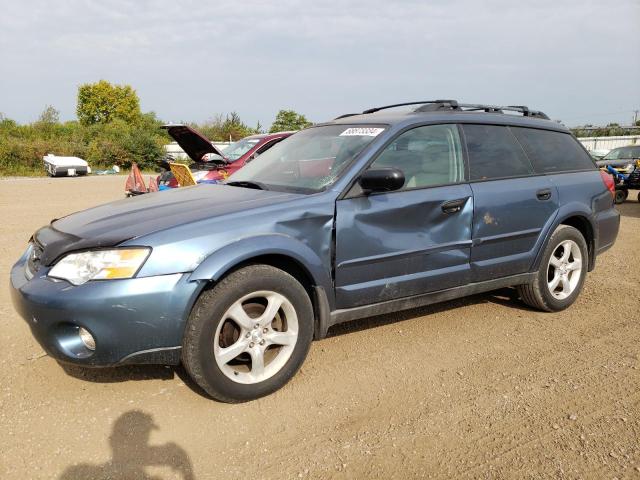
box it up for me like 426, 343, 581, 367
596, 145, 640, 173
158, 125, 293, 188
11, 100, 619, 402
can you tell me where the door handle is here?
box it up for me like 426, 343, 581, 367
441, 198, 467, 214
536, 188, 552, 201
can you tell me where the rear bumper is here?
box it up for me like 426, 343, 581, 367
10, 251, 202, 367
595, 207, 620, 256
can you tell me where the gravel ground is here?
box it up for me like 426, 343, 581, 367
1, 176, 639, 479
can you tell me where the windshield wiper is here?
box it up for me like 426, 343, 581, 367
225, 180, 269, 190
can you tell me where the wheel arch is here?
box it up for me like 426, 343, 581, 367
559, 214, 595, 270
533, 210, 597, 272
187, 235, 335, 337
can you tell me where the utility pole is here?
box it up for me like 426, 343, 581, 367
633, 110, 639, 125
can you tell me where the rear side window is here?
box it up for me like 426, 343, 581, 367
511, 127, 595, 173
463, 125, 533, 180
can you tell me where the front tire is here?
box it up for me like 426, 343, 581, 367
182, 264, 313, 402
517, 225, 588, 312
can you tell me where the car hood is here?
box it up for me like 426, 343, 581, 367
163, 124, 227, 163
36, 185, 299, 265
597, 159, 636, 168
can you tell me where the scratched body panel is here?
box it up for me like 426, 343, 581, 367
335, 184, 473, 308
469, 176, 559, 281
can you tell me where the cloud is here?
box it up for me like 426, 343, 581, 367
1, 0, 638, 126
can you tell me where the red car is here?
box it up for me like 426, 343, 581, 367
159, 125, 294, 188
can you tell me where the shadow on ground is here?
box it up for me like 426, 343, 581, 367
327, 286, 529, 337
59, 410, 195, 479
61, 364, 175, 383
617, 191, 640, 219
60, 363, 213, 400
58, 288, 529, 397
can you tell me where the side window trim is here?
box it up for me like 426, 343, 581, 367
457, 123, 472, 182
255, 138, 280, 155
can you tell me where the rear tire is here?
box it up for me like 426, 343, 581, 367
182, 264, 313, 402
517, 225, 588, 312
614, 189, 628, 204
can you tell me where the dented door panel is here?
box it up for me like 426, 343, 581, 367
469, 177, 559, 281
335, 184, 473, 308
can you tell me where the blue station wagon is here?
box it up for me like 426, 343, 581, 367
11, 100, 620, 402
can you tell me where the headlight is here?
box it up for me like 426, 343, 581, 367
48, 248, 150, 285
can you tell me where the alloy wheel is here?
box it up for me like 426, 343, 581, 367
213, 291, 298, 384
547, 240, 583, 300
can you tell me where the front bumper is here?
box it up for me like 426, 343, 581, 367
10, 251, 203, 367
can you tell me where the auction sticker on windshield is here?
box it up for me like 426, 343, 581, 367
339, 127, 384, 137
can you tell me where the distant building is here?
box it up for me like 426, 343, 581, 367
577, 135, 639, 155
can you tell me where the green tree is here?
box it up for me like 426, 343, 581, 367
38, 105, 60, 124
76, 80, 141, 126
221, 111, 252, 141
269, 110, 312, 133
191, 112, 258, 141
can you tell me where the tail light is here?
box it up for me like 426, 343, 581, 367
599, 170, 615, 199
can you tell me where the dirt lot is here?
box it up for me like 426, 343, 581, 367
0, 176, 638, 479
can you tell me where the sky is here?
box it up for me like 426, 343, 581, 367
1, 0, 639, 128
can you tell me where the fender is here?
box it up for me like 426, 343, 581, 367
531, 201, 597, 272
187, 234, 334, 303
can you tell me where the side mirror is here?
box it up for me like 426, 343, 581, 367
358, 168, 405, 193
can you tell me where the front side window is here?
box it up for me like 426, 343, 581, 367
511, 127, 595, 173
223, 138, 261, 161
602, 145, 640, 160
369, 124, 465, 189
463, 124, 533, 180
227, 125, 385, 192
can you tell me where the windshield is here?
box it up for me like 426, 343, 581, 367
603, 146, 640, 160
226, 125, 385, 192
223, 138, 261, 161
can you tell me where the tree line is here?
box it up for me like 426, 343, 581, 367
0, 80, 312, 176
570, 122, 640, 138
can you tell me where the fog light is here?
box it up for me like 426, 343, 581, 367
78, 327, 96, 351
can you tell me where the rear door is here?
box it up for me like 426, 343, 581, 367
463, 124, 559, 281
334, 124, 473, 309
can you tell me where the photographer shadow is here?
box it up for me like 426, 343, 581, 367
59, 410, 195, 480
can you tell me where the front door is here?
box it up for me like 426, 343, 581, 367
334, 124, 473, 309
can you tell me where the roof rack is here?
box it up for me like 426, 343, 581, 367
362, 100, 459, 114
351, 100, 549, 120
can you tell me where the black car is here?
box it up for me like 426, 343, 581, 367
596, 145, 640, 173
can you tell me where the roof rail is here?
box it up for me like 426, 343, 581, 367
333, 113, 359, 120
347, 100, 549, 120
362, 100, 459, 114
449, 103, 549, 119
